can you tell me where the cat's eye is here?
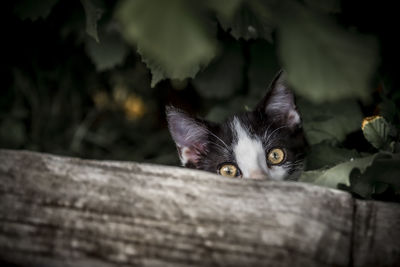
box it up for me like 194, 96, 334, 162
267, 148, 285, 165
218, 164, 240, 178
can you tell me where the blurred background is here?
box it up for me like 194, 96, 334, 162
1, 0, 399, 173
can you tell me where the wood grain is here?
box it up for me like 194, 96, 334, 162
0, 149, 398, 267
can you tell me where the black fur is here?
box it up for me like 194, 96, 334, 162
166, 70, 307, 179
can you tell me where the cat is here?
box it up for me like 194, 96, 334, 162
166, 70, 307, 180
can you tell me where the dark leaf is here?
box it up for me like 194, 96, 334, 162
306, 141, 360, 170
0, 119, 26, 148
247, 41, 280, 97
80, 0, 104, 42
205, 96, 253, 123
297, 99, 363, 145
192, 43, 244, 99
116, 0, 217, 86
303, 0, 341, 13
361, 116, 390, 150
218, 1, 275, 41
342, 153, 400, 199
277, 2, 378, 103
205, 0, 242, 21
299, 154, 376, 188
14, 0, 59, 21
85, 27, 129, 71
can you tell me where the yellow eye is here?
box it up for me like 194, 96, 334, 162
267, 148, 285, 165
219, 164, 239, 178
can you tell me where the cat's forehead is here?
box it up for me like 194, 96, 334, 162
220, 112, 269, 139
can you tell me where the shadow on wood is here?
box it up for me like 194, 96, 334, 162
0, 149, 399, 266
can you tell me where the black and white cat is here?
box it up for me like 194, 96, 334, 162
166, 70, 307, 180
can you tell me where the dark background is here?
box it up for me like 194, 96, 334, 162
1, 0, 399, 173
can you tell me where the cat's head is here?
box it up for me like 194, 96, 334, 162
166, 70, 307, 180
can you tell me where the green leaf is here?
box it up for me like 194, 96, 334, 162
218, 1, 274, 41
141, 56, 167, 88
248, 41, 280, 97
206, 106, 232, 123
205, 96, 253, 123
205, 0, 242, 21
378, 96, 398, 123
342, 153, 400, 199
297, 99, 363, 145
0, 118, 26, 148
362, 116, 390, 150
390, 142, 400, 154
116, 0, 217, 86
299, 154, 376, 189
14, 0, 59, 21
277, 3, 378, 103
81, 0, 104, 43
303, 0, 341, 13
85, 30, 129, 71
192, 43, 244, 99
306, 141, 360, 170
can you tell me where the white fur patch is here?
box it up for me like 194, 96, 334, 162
232, 117, 288, 180
265, 84, 300, 127
287, 110, 300, 126
268, 165, 288, 181
180, 147, 190, 165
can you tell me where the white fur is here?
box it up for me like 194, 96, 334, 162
232, 118, 288, 180
287, 110, 300, 126
268, 165, 288, 181
180, 147, 190, 165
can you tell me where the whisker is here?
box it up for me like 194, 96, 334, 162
208, 140, 229, 152
264, 125, 288, 146
263, 124, 273, 139
202, 127, 230, 151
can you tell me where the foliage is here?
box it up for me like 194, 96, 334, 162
193, 43, 244, 99
361, 116, 392, 150
338, 153, 400, 201
298, 99, 363, 145
300, 154, 376, 189
2, 1, 400, 202
277, 2, 378, 103
116, 0, 218, 86
14, 0, 59, 21
85, 28, 129, 71
80, 0, 104, 43
300, 116, 400, 201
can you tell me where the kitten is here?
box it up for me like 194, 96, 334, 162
166, 70, 307, 180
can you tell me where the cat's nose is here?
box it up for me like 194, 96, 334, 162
249, 170, 268, 180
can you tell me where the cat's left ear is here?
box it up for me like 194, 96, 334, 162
166, 106, 210, 167
255, 70, 301, 129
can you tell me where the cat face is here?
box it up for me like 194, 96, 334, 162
166, 70, 307, 180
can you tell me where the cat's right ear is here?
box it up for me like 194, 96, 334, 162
166, 106, 209, 167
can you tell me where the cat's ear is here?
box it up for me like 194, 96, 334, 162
256, 70, 301, 129
166, 106, 209, 167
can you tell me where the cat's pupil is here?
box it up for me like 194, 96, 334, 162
219, 164, 238, 177
223, 166, 232, 174
273, 152, 279, 159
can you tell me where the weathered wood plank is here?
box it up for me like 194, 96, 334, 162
0, 149, 398, 267
352, 200, 400, 267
